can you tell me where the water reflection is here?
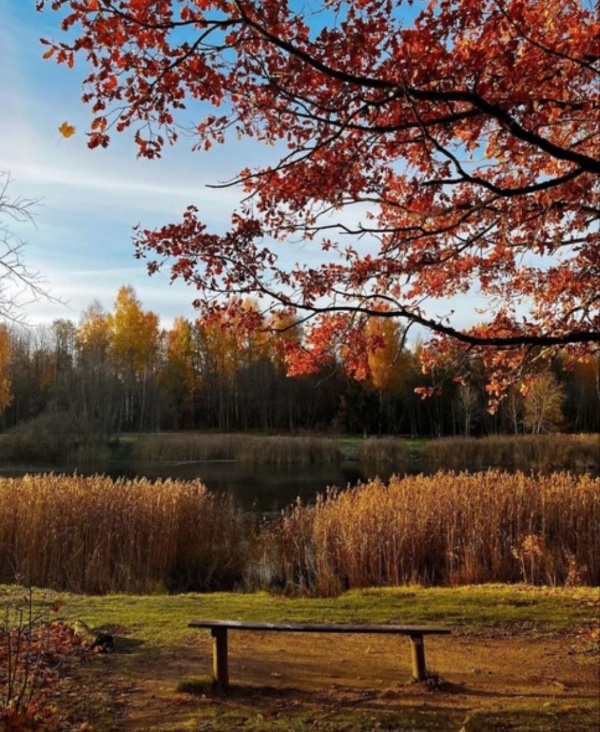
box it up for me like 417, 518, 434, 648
3, 459, 594, 514
0, 459, 400, 513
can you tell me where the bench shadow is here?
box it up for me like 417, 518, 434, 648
112, 635, 145, 654
180, 677, 468, 703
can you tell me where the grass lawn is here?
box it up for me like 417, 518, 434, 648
60, 583, 598, 646
2, 583, 596, 731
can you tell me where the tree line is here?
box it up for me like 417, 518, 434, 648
0, 286, 598, 441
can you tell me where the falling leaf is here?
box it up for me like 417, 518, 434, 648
58, 121, 76, 138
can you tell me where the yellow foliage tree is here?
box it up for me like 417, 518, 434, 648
106, 286, 160, 430
107, 286, 159, 376
366, 318, 406, 395
160, 317, 200, 426
364, 317, 409, 435
0, 324, 12, 412
523, 372, 565, 434
78, 300, 110, 355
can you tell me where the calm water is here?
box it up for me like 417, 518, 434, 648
4, 458, 595, 514
0, 459, 406, 513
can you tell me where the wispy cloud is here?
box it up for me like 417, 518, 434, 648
0, 3, 258, 324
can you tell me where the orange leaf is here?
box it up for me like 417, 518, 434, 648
58, 121, 76, 138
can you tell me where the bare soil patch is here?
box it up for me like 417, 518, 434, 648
76, 628, 599, 731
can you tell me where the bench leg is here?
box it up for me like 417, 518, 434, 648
409, 634, 427, 681
211, 628, 229, 691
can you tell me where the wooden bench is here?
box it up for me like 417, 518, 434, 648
188, 619, 451, 690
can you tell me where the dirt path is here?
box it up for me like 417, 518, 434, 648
91, 630, 599, 731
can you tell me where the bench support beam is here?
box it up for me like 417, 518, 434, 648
189, 620, 450, 690
211, 628, 229, 690
409, 633, 427, 681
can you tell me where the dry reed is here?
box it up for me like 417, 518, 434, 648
132, 434, 341, 464
2, 470, 597, 597
268, 470, 600, 595
0, 475, 247, 593
357, 438, 410, 463
423, 434, 599, 470
132, 433, 243, 461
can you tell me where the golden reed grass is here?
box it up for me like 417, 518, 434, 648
0, 475, 247, 593
132, 433, 341, 464
270, 470, 600, 595
1, 471, 597, 596
357, 438, 410, 463
423, 434, 599, 470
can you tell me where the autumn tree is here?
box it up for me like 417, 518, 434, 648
363, 317, 408, 435
40, 0, 599, 399
0, 325, 12, 416
267, 312, 308, 430
77, 300, 119, 435
194, 301, 272, 429
159, 316, 200, 428
500, 386, 525, 435
107, 285, 161, 430
45, 319, 78, 414
523, 371, 565, 434
454, 383, 481, 437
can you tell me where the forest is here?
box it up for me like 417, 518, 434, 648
1, 285, 597, 444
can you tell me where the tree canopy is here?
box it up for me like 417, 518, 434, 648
39, 0, 599, 398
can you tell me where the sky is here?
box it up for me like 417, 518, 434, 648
1, 1, 264, 328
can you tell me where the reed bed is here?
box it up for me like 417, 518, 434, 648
132, 433, 341, 464
423, 434, 599, 470
0, 475, 247, 594
131, 433, 243, 461
238, 436, 341, 464
357, 437, 410, 463
1, 471, 597, 596
267, 471, 600, 595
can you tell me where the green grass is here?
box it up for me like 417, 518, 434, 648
53, 584, 597, 653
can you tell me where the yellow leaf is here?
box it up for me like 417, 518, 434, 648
58, 121, 76, 138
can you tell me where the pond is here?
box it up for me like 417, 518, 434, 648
0, 459, 408, 513
3, 457, 595, 514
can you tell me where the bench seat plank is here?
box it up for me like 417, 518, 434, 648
188, 620, 450, 635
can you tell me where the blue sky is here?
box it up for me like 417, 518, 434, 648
1, 2, 264, 327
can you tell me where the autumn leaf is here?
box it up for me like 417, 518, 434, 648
58, 121, 76, 138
